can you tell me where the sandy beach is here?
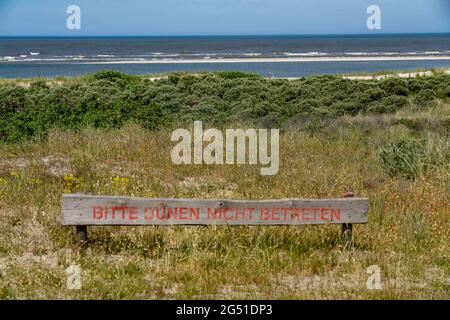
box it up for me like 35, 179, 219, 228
143, 69, 450, 82
86, 55, 450, 64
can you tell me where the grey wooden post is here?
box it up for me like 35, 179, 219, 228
341, 223, 353, 248
76, 226, 87, 242
74, 192, 88, 242
341, 192, 355, 248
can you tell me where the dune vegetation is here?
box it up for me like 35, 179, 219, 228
0, 71, 448, 299
1, 70, 450, 143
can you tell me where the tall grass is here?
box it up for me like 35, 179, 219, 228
0, 113, 448, 299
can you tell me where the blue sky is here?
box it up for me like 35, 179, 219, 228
0, 0, 449, 36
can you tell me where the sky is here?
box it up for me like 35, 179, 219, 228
0, 0, 449, 36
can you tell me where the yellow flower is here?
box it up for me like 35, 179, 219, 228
112, 176, 129, 190
64, 174, 77, 182
0, 178, 7, 197
30, 178, 42, 186
63, 174, 82, 193
10, 170, 19, 178
146, 190, 158, 198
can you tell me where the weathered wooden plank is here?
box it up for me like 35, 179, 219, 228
61, 194, 369, 226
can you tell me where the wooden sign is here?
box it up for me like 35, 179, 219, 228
61, 194, 369, 226
61, 193, 369, 247
61, 194, 368, 246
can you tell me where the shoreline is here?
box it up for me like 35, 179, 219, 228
81, 55, 450, 65
2, 55, 450, 65
2, 69, 449, 84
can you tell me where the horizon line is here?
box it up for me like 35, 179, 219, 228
1, 32, 450, 38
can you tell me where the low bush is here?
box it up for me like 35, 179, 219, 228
0, 71, 448, 143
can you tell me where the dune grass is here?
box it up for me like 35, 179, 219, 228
0, 107, 448, 299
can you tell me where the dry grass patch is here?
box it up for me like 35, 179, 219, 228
0, 118, 448, 299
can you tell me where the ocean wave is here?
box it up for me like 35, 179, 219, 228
0, 56, 17, 62
151, 53, 181, 57
66, 55, 85, 60
345, 52, 399, 56
345, 52, 372, 56
2, 49, 450, 64
20, 58, 70, 62
282, 52, 328, 57
344, 51, 449, 56
191, 53, 217, 56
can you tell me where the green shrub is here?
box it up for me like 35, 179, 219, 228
380, 78, 410, 96
414, 89, 436, 106
0, 71, 448, 143
0, 86, 27, 116
30, 79, 49, 90
378, 139, 426, 178
215, 71, 262, 80
93, 70, 137, 83
378, 138, 449, 179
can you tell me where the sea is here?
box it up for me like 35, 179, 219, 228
1, 34, 450, 79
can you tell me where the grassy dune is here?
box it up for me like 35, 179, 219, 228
0, 72, 449, 299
